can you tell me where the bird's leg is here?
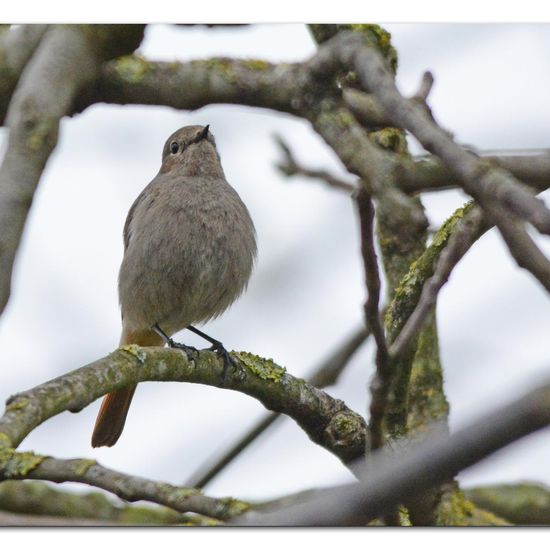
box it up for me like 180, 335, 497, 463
151, 323, 198, 357
186, 325, 238, 379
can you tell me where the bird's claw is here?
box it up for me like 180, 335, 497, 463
209, 342, 238, 380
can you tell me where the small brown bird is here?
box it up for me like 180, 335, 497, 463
91, 125, 257, 447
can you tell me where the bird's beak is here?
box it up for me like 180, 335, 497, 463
199, 125, 210, 141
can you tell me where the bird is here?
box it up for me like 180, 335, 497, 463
91, 124, 257, 447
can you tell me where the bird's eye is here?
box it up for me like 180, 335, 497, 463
170, 141, 179, 154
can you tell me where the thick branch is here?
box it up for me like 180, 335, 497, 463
186, 325, 370, 489
333, 31, 550, 235
76, 55, 303, 115
0, 24, 144, 316
0, 510, 120, 526
397, 153, 550, 195
465, 483, 550, 525
0, 24, 48, 124
0, 346, 367, 465
389, 206, 486, 357
235, 378, 550, 525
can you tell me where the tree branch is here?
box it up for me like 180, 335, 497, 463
465, 483, 550, 526
335, 30, 550, 235
186, 325, 371, 489
0, 449, 245, 521
0, 24, 144, 317
235, 378, 550, 525
0, 479, 217, 525
0, 346, 367, 465
389, 205, 486, 357
0, 24, 48, 124
274, 134, 355, 193
397, 153, 550, 195
355, 188, 390, 451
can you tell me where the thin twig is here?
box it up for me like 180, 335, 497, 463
355, 188, 390, 451
490, 207, 550, 293
186, 413, 280, 490
413, 71, 434, 102
274, 134, 355, 193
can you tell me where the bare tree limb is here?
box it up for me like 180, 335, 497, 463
342, 88, 391, 128
0, 25, 144, 317
355, 188, 390, 451
235, 378, 550, 525
274, 134, 355, 193
0, 450, 246, 520
0, 24, 48, 124
397, 153, 550, 195
413, 71, 434, 103
186, 325, 371, 489
335, 31, 550, 235
335, 31, 550, 293
487, 204, 550, 293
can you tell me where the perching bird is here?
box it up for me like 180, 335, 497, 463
91, 125, 257, 447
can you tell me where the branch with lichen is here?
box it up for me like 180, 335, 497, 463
332, 28, 550, 292
186, 325, 370, 489
0, 479, 219, 525
0, 346, 367, 463
0, 345, 369, 521
234, 378, 550, 525
1, 22, 548, 526
465, 483, 550, 525
382, 201, 480, 436
389, 206, 486, 358
0, 448, 244, 521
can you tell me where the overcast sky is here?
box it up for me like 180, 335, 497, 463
1, 24, 550, 502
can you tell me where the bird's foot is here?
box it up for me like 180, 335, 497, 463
170, 340, 199, 358
185, 325, 241, 380
209, 341, 239, 380
151, 323, 198, 359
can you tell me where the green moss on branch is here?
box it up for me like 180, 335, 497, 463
0, 346, 367, 465
466, 483, 550, 525
0, 480, 218, 525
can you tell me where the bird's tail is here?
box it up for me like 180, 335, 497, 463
91, 328, 164, 448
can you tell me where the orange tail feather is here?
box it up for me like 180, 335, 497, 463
91, 386, 136, 448
91, 328, 164, 448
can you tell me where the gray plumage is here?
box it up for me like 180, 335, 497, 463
119, 125, 256, 340
91, 124, 256, 447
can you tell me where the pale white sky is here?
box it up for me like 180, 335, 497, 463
1, 24, 550, 502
